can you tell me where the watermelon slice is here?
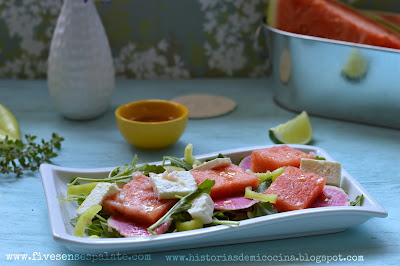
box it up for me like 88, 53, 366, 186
190, 163, 259, 199
251, 145, 315, 173
102, 173, 178, 225
267, 0, 400, 50
264, 166, 325, 212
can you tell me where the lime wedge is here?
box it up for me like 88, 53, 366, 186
0, 104, 21, 141
342, 49, 367, 80
269, 111, 312, 145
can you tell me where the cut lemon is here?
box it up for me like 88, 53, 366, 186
0, 104, 21, 141
269, 111, 312, 145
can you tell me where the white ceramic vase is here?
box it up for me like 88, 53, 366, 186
47, 0, 114, 120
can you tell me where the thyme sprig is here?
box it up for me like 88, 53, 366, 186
0, 133, 64, 176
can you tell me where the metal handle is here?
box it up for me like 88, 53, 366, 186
254, 21, 272, 71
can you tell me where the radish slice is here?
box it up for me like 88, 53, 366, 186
214, 195, 259, 211
238, 155, 252, 171
311, 185, 350, 208
108, 215, 171, 237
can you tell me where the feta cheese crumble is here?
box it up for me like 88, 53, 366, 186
76, 183, 119, 216
188, 193, 214, 224
192, 157, 232, 170
300, 158, 342, 186
149, 171, 198, 199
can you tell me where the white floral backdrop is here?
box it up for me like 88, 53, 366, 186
0, 0, 397, 79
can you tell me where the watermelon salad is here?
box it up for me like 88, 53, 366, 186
62, 144, 364, 238
267, 0, 400, 50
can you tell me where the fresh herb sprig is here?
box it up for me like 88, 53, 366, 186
350, 194, 364, 206
0, 133, 64, 176
69, 155, 165, 185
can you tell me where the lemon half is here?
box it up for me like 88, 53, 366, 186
0, 104, 21, 141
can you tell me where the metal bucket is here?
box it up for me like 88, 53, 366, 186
256, 22, 400, 129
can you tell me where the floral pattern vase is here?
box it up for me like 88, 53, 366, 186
47, 0, 114, 120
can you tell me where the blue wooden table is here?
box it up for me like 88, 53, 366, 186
1, 79, 399, 265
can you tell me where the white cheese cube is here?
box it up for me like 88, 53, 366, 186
149, 171, 197, 199
188, 193, 214, 224
300, 158, 342, 186
192, 158, 232, 170
76, 183, 119, 216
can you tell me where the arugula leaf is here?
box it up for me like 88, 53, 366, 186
163, 156, 192, 170
163, 156, 193, 171
135, 163, 165, 176
212, 211, 247, 222
315, 156, 326, 160
69, 155, 166, 185
256, 178, 273, 193
204, 153, 227, 162
70, 212, 122, 238
148, 179, 215, 234
350, 194, 364, 206
57, 194, 88, 205
70, 217, 78, 227
86, 220, 103, 236
171, 211, 192, 223
108, 155, 139, 178
247, 202, 277, 218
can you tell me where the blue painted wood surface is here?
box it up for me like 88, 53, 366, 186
1, 79, 399, 265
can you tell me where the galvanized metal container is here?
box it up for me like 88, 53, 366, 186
258, 22, 400, 129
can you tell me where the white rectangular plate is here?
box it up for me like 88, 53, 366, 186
39, 144, 387, 254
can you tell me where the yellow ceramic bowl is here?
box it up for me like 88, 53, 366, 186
115, 99, 189, 150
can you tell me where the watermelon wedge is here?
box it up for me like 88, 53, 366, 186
267, 0, 400, 50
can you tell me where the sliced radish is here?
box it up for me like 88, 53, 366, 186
214, 195, 259, 211
238, 155, 252, 171
108, 215, 171, 237
311, 185, 350, 208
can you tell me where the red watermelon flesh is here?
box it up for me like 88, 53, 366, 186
264, 166, 325, 212
102, 172, 178, 225
190, 163, 259, 199
251, 145, 315, 173
268, 0, 400, 50
370, 11, 400, 29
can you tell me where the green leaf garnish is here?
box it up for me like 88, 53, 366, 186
69, 155, 165, 185
163, 156, 192, 170
350, 194, 364, 206
247, 202, 277, 218
135, 163, 165, 176
256, 178, 273, 193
